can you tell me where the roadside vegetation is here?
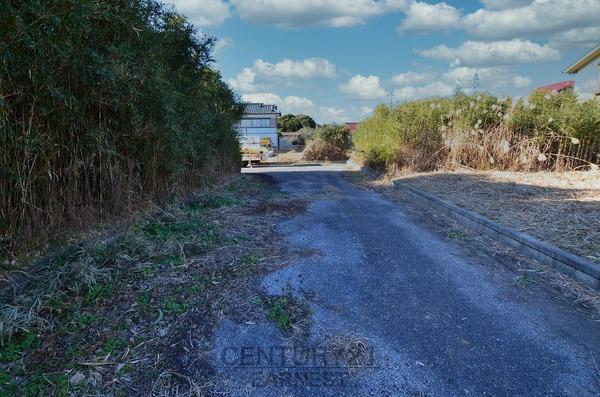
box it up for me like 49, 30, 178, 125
0, 0, 243, 261
303, 125, 352, 161
0, 175, 307, 395
391, 170, 600, 263
354, 91, 600, 172
277, 114, 317, 133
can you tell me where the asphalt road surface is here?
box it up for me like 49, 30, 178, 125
212, 164, 600, 396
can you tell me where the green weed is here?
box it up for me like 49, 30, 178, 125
447, 230, 467, 239
137, 292, 152, 315
515, 274, 535, 286
164, 299, 188, 315
236, 252, 262, 275
141, 221, 198, 241
142, 266, 155, 279
101, 338, 126, 356
184, 285, 203, 296
187, 195, 238, 210
74, 312, 97, 329
165, 255, 184, 267
0, 368, 16, 396
0, 333, 37, 362
85, 284, 114, 302
116, 363, 132, 377
266, 297, 293, 330
22, 372, 68, 397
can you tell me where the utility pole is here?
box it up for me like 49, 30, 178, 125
387, 92, 395, 107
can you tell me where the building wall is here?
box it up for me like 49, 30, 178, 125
236, 113, 279, 149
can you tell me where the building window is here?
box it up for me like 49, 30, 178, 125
239, 118, 271, 128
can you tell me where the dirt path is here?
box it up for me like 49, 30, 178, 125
209, 165, 600, 396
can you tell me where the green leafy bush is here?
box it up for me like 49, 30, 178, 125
302, 125, 351, 161
278, 114, 316, 132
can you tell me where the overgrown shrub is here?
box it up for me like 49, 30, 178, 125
293, 127, 316, 145
354, 92, 600, 172
278, 114, 317, 132
303, 140, 348, 161
315, 125, 352, 150
0, 0, 243, 257
302, 125, 350, 161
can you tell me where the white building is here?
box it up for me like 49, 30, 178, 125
236, 103, 281, 149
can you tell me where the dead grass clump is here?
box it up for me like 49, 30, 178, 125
303, 140, 348, 161
326, 334, 374, 371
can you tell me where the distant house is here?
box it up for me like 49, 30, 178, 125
345, 122, 358, 134
564, 44, 600, 98
535, 80, 575, 94
236, 103, 281, 149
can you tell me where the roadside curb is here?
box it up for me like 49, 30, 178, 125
394, 182, 600, 291
346, 159, 362, 171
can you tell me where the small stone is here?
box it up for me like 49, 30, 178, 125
70, 372, 85, 385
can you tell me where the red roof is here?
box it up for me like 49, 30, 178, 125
345, 122, 358, 133
535, 80, 575, 93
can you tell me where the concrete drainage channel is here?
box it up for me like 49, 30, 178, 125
394, 182, 600, 291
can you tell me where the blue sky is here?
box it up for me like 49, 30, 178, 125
168, 0, 599, 123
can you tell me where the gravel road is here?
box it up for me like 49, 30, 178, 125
211, 165, 600, 396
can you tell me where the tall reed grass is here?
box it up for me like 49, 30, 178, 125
354, 91, 600, 172
0, 1, 243, 258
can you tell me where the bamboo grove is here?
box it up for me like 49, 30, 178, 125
0, 1, 245, 257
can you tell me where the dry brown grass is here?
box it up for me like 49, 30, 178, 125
325, 333, 373, 371
0, 174, 306, 395
389, 169, 600, 263
275, 149, 305, 163
303, 140, 348, 161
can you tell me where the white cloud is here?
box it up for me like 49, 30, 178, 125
168, 0, 231, 28
282, 95, 316, 112
228, 57, 336, 93
397, 1, 461, 34
393, 81, 454, 100
442, 66, 531, 90
418, 39, 560, 67
395, 1, 598, 48
462, 0, 600, 40
360, 106, 374, 116
214, 37, 234, 53
339, 75, 387, 100
549, 26, 600, 49
512, 75, 532, 88
575, 79, 598, 101
254, 58, 336, 79
318, 106, 349, 123
479, 0, 532, 10
241, 93, 315, 114
392, 71, 434, 86
392, 66, 532, 100
393, 86, 417, 100
230, 0, 408, 28
228, 68, 259, 92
